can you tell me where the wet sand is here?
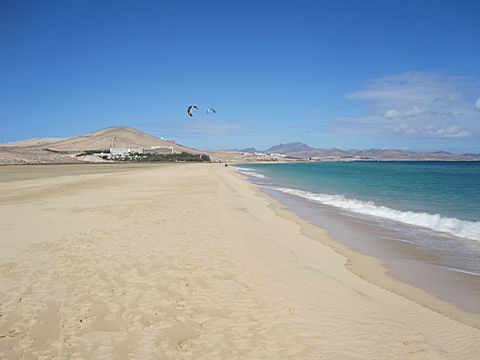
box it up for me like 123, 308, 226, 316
0, 164, 479, 358
262, 186, 480, 317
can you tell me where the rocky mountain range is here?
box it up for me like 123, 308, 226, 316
242, 142, 480, 161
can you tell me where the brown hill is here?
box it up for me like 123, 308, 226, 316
0, 137, 70, 147
0, 125, 275, 164
0, 126, 210, 164
44, 126, 195, 153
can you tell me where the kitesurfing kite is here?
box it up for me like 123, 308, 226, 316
187, 105, 198, 117
206, 107, 216, 114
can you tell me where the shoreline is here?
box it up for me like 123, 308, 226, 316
265, 186, 480, 313
237, 173, 480, 328
1, 164, 479, 358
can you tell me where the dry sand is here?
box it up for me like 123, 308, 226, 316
0, 164, 479, 359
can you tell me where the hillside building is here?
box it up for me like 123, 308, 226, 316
144, 146, 174, 155
110, 147, 144, 156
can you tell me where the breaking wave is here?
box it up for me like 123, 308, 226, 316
234, 167, 267, 179
272, 186, 480, 241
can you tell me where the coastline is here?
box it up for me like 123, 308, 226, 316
251, 182, 480, 327
1, 164, 479, 358
235, 166, 480, 325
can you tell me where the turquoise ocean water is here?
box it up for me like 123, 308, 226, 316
236, 161, 480, 278
237, 161, 480, 241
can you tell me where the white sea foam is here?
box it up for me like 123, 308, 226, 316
240, 171, 266, 179
234, 167, 255, 171
234, 167, 267, 179
272, 186, 480, 241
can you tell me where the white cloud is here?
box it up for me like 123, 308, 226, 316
433, 126, 470, 138
384, 109, 399, 119
335, 72, 480, 139
393, 125, 470, 138
405, 106, 423, 117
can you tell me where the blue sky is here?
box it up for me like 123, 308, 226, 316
1, 0, 480, 152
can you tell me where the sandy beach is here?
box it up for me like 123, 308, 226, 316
0, 164, 479, 359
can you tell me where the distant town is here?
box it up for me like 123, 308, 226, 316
94, 145, 174, 160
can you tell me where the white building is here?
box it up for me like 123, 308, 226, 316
144, 146, 174, 155
110, 147, 144, 156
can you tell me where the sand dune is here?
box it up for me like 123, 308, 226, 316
0, 164, 478, 359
